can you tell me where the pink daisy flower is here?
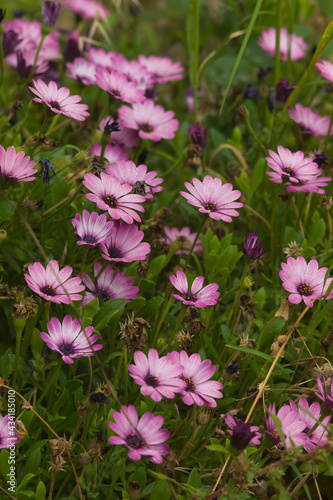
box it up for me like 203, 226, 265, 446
62, 0, 108, 19
128, 349, 186, 402
162, 226, 202, 255
0, 145, 37, 185
66, 57, 96, 86
316, 60, 333, 83
24, 259, 85, 304
315, 376, 333, 411
95, 68, 146, 104
90, 143, 129, 163
288, 398, 330, 452
0, 413, 21, 449
106, 160, 163, 199
258, 27, 307, 61
225, 413, 261, 447
180, 175, 243, 222
108, 404, 170, 463
265, 146, 321, 184
71, 209, 115, 246
40, 315, 103, 364
99, 116, 139, 149
81, 261, 139, 306
264, 403, 309, 448
82, 172, 145, 224
16, 49, 49, 78
167, 351, 223, 408
288, 104, 333, 136
138, 55, 184, 83
85, 48, 115, 69
285, 174, 331, 194
120, 60, 155, 90
170, 270, 219, 308
29, 79, 89, 121
118, 100, 179, 142
279, 256, 333, 307
100, 221, 151, 262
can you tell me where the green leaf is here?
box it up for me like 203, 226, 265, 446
65, 379, 83, 392
187, 467, 201, 489
128, 465, 146, 489
24, 448, 41, 474
0, 449, 10, 479
226, 344, 275, 362
83, 298, 100, 320
31, 328, 44, 357
250, 158, 265, 195
147, 255, 166, 279
138, 296, 164, 320
94, 298, 126, 330
150, 479, 172, 500
104, 351, 123, 364
0, 199, 16, 222
140, 279, 155, 292
36, 481, 47, 500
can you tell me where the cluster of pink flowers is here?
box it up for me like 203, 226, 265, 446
264, 399, 330, 451
128, 348, 223, 407
266, 145, 331, 194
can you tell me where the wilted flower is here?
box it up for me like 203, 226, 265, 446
39, 157, 55, 185
108, 404, 170, 463
242, 233, 266, 260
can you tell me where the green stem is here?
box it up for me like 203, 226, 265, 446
186, 0, 200, 120
273, 0, 281, 87
12, 319, 25, 387
106, 454, 127, 500
161, 149, 187, 178
153, 296, 175, 346
244, 114, 268, 155
37, 358, 62, 407
327, 210, 332, 250
166, 306, 187, 349
228, 262, 249, 333
186, 217, 205, 265
80, 246, 89, 278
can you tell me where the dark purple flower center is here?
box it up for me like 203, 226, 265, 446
284, 166, 295, 176
145, 374, 159, 387
107, 247, 122, 259
49, 100, 61, 110
126, 433, 143, 449
59, 342, 74, 355
297, 283, 313, 296
110, 89, 121, 97
183, 377, 195, 392
97, 288, 111, 303
103, 194, 117, 208
40, 284, 56, 296
84, 235, 96, 244
184, 292, 196, 301
297, 179, 305, 186
204, 202, 215, 212
139, 123, 153, 133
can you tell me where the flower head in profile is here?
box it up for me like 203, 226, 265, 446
264, 403, 308, 448
170, 270, 219, 308
258, 27, 307, 61
108, 404, 170, 463
163, 226, 202, 255
266, 146, 321, 184
83, 172, 145, 224
62, 0, 108, 19
107, 160, 163, 199
24, 259, 85, 304
40, 315, 103, 364
315, 376, 333, 411
316, 60, 333, 83
138, 55, 184, 83
180, 175, 243, 222
118, 100, 179, 142
167, 350, 223, 408
96, 68, 146, 104
71, 209, 115, 246
82, 261, 139, 306
100, 221, 150, 263
29, 79, 89, 121
288, 104, 333, 136
275, 78, 295, 104
279, 256, 333, 307
0, 413, 21, 449
90, 143, 129, 164
66, 57, 96, 86
188, 122, 209, 149
128, 348, 186, 402
225, 414, 261, 450
288, 397, 330, 452
285, 175, 331, 194
0, 145, 37, 185
242, 233, 266, 260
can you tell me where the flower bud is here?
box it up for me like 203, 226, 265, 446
42, 2, 61, 26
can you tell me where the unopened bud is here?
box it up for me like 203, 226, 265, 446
236, 105, 249, 124
322, 196, 333, 211
129, 481, 141, 500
